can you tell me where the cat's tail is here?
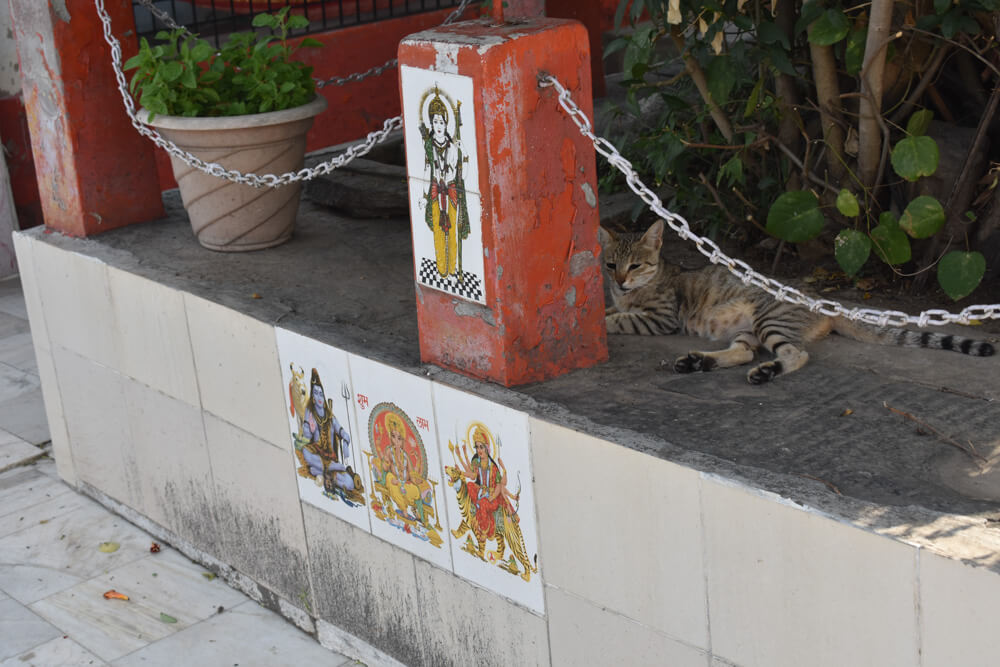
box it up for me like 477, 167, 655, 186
831, 318, 995, 356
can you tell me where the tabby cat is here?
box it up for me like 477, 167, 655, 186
599, 220, 995, 384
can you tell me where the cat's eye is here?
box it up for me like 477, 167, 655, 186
628, 263, 641, 271
606, 262, 616, 270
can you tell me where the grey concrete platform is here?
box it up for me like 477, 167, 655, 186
0, 277, 355, 667
38, 189, 1000, 549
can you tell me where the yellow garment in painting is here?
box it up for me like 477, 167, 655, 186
432, 198, 458, 277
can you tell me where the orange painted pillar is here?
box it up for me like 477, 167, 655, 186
399, 17, 608, 386
9, 0, 163, 236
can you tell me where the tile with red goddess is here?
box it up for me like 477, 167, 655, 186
433, 384, 545, 615
275, 328, 371, 533
400, 65, 485, 305
348, 354, 453, 570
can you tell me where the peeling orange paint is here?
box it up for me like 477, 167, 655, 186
400, 18, 607, 386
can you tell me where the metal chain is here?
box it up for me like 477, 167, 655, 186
101, 0, 473, 186
539, 74, 1000, 328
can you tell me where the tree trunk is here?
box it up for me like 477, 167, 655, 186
670, 27, 735, 143
857, 0, 895, 191
808, 38, 846, 182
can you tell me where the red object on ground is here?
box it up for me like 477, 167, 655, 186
399, 18, 608, 386
9, 0, 164, 236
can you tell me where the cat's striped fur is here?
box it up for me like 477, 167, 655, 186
599, 220, 995, 384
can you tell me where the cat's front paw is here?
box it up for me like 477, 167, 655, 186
747, 360, 783, 384
672, 352, 716, 374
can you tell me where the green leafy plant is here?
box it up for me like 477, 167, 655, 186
610, 0, 1000, 301
124, 7, 322, 120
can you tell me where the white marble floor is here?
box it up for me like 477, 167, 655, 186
0, 277, 355, 666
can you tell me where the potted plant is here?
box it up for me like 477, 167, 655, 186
125, 8, 326, 251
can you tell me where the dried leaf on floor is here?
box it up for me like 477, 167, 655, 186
202, 572, 217, 581
103, 590, 129, 601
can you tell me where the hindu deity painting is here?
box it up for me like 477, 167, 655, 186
350, 354, 452, 569
445, 422, 536, 583
276, 329, 371, 532
434, 384, 544, 614
365, 402, 443, 547
401, 65, 485, 305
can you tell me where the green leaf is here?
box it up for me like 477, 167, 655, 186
891, 135, 940, 181
161, 61, 184, 82
252, 13, 277, 28
900, 195, 945, 238
845, 28, 867, 76
834, 229, 872, 276
603, 37, 628, 58
808, 9, 850, 46
766, 44, 796, 76
706, 55, 737, 107
745, 78, 763, 117
795, 0, 824, 35
98, 541, 120, 553
766, 191, 825, 242
879, 211, 899, 229
758, 20, 791, 49
934, 0, 951, 13
180, 67, 197, 89
718, 155, 744, 187
299, 37, 324, 49
191, 42, 215, 63
870, 224, 912, 265
937, 251, 986, 300
906, 109, 934, 136
288, 15, 310, 30
836, 189, 860, 217
159, 612, 178, 624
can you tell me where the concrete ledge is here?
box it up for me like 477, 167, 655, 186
15, 192, 1000, 666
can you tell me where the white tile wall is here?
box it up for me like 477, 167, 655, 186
547, 586, 709, 667
12, 233, 73, 484
412, 558, 550, 666
701, 477, 919, 667
202, 413, 311, 607
122, 377, 215, 546
920, 550, 1000, 666
185, 294, 288, 450
531, 418, 708, 647
31, 241, 116, 369
108, 267, 200, 406
52, 346, 135, 508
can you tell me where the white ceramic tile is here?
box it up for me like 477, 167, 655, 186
531, 418, 708, 646
0, 466, 73, 529
185, 294, 288, 450
348, 354, 452, 571
121, 379, 217, 550
33, 345, 71, 482
432, 383, 543, 613
301, 503, 422, 662
11, 233, 48, 348
107, 267, 200, 406
0, 386, 49, 446
0, 493, 153, 604
702, 478, 919, 667
52, 346, 135, 508
0, 636, 108, 667
547, 587, 709, 667
920, 551, 1000, 666
0, 292, 28, 321
0, 597, 62, 661
412, 558, 550, 666
0, 438, 42, 472
275, 328, 370, 532
400, 65, 487, 305
31, 241, 116, 368
114, 600, 352, 667
202, 413, 311, 605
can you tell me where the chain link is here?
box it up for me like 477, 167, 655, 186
102, 0, 472, 185
539, 74, 1000, 328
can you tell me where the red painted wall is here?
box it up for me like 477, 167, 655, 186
0, 95, 41, 229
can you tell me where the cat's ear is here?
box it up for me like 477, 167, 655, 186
640, 219, 664, 251
597, 226, 615, 248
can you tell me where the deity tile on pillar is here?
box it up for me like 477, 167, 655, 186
401, 65, 486, 306
275, 328, 371, 533
433, 383, 545, 614
348, 354, 453, 571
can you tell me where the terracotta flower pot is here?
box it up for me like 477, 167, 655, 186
139, 96, 328, 251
